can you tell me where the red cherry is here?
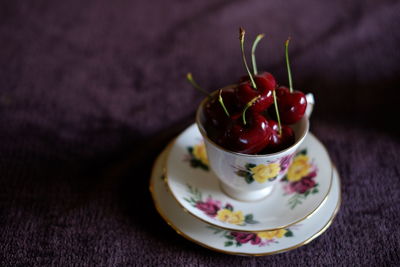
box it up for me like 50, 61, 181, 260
203, 88, 240, 128
235, 72, 276, 113
202, 88, 242, 142
273, 86, 307, 124
219, 112, 271, 154
261, 120, 295, 153
272, 38, 307, 124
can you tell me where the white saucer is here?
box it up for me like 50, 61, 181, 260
166, 124, 332, 232
150, 148, 341, 256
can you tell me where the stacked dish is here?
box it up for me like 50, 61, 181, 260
150, 124, 340, 256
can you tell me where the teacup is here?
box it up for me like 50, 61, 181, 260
196, 87, 314, 201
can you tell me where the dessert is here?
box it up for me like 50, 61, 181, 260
188, 28, 308, 155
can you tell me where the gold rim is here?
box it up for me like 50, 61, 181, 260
149, 148, 342, 256
163, 131, 333, 232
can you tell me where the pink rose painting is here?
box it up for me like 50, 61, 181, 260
281, 149, 319, 209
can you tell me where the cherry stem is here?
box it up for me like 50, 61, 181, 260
218, 89, 230, 117
186, 73, 210, 97
251, 34, 265, 75
239, 28, 257, 89
242, 96, 260, 125
272, 90, 282, 135
285, 38, 293, 93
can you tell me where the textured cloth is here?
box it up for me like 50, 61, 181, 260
1, 0, 399, 266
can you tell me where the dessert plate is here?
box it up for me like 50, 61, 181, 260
150, 148, 341, 256
165, 124, 332, 232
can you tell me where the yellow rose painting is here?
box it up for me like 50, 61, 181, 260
193, 143, 209, 166
186, 141, 209, 171
257, 229, 287, 239
184, 184, 259, 226
216, 209, 245, 225
287, 154, 312, 182
235, 162, 281, 184
250, 163, 281, 183
281, 149, 319, 210
207, 226, 294, 247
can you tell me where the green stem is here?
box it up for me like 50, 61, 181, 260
285, 38, 293, 93
239, 28, 257, 89
186, 73, 210, 97
251, 34, 265, 75
242, 96, 260, 125
272, 90, 282, 135
218, 89, 230, 117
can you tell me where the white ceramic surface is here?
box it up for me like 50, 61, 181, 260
195, 91, 315, 201
151, 148, 341, 256
166, 123, 332, 232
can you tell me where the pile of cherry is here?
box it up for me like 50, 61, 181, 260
189, 28, 307, 155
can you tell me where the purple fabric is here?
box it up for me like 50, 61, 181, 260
1, 0, 399, 265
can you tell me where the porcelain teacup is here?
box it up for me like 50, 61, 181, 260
196, 88, 314, 201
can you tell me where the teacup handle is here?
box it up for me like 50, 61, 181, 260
305, 93, 315, 118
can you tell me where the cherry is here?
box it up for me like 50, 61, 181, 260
235, 72, 276, 113
186, 73, 242, 142
275, 86, 307, 124
220, 111, 271, 154
272, 38, 307, 124
235, 29, 276, 113
261, 120, 295, 153
186, 73, 240, 130
203, 88, 238, 128
202, 88, 242, 142
217, 96, 271, 154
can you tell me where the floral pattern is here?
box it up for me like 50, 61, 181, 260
281, 149, 319, 209
184, 184, 259, 226
234, 154, 294, 184
207, 226, 294, 247
185, 141, 209, 171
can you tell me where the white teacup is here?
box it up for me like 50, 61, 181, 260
196, 88, 314, 201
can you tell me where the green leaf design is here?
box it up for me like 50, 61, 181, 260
288, 194, 304, 209
187, 147, 209, 171
190, 159, 209, 171
312, 188, 319, 194
304, 190, 310, 197
186, 184, 203, 202
194, 187, 201, 199
245, 163, 257, 170
184, 197, 197, 206
245, 214, 259, 224
284, 229, 294, 237
224, 204, 233, 211
245, 214, 253, 220
235, 170, 248, 177
298, 149, 307, 155
244, 173, 254, 184
199, 164, 209, 171
206, 226, 224, 234
187, 184, 194, 193
190, 159, 199, 167
236, 242, 242, 247
225, 241, 233, 247
225, 235, 234, 240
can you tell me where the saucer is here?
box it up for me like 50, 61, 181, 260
150, 147, 341, 256
165, 124, 333, 232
